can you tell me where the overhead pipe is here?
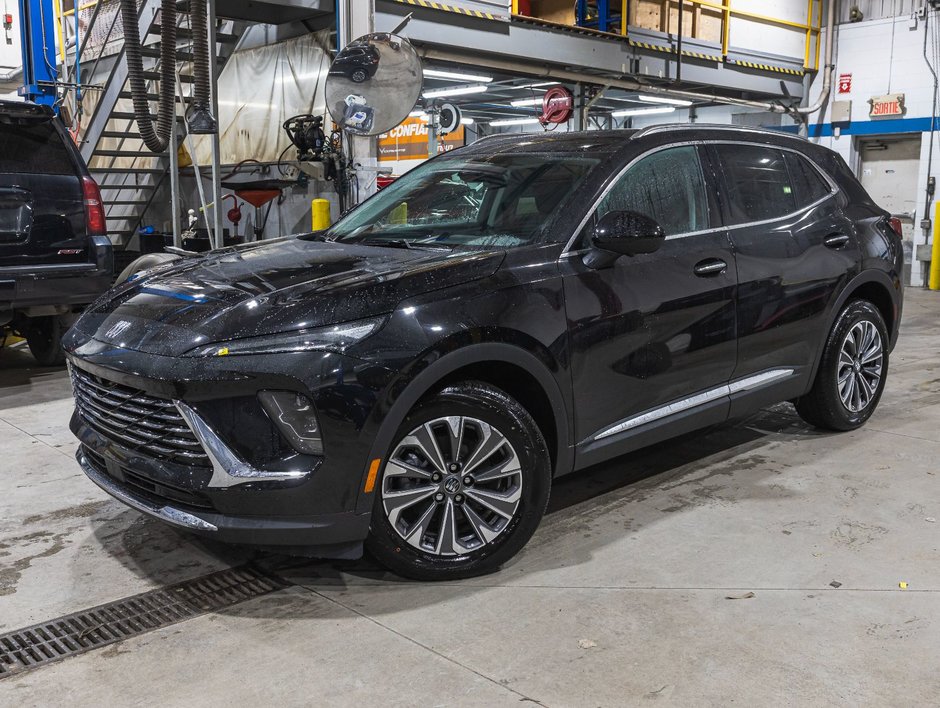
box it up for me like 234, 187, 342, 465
418, 0, 838, 118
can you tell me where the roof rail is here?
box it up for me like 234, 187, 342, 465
632, 123, 807, 141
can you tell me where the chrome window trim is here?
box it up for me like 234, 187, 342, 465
560, 138, 839, 257
590, 368, 795, 442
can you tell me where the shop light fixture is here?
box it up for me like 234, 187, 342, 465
610, 105, 676, 117
461, 116, 475, 125
488, 117, 543, 127
638, 95, 693, 107
424, 69, 494, 83
509, 97, 544, 107
517, 81, 557, 89
423, 84, 489, 99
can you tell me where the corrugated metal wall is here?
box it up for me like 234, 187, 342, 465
838, 0, 921, 23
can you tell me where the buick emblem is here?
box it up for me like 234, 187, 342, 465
105, 320, 132, 340
443, 477, 461, 494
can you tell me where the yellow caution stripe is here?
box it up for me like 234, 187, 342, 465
391, 0, 500, 20
628, 40, 721, 63
730, 59, 805, 76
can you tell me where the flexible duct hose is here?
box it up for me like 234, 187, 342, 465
121, 0, 177, 153
189, 0, 211, 115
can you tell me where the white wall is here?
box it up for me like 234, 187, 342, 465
806, 13, 940, 286
0, 0, 24, 89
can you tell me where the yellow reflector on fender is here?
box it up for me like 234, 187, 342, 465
364, 458, 382, 493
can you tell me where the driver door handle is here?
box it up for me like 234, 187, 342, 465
693, 258, 728, 277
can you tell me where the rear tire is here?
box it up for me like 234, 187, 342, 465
25, 316, 66, 367
795, 300, 888, 431
366, 381, 551, 581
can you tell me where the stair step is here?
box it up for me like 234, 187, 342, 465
140, 46, 196, 62
168, 28, 239, 44
142, 70, 194, 83
110, 111, 185, 122
95, 150, 165, 158
90, 167, 165, 174
118, 91, 192, 103
98, 183, 158, 191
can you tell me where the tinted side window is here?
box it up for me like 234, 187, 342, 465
597, 145, 708, 236
0, 118, 76, 175
784, 152, 833, 206
713, 144, 795, 224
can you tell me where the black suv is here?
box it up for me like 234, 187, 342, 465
1, 101, 113, 365
65, 126, 903, 580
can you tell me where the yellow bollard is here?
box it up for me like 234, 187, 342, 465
311, 199, 331, 231
930, 202, 940, 291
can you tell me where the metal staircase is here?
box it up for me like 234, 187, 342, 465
71, 0, 244, 247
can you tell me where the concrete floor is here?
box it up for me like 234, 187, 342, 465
1, 289, 940, 706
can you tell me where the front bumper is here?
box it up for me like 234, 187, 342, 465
65, 340, 394, 557
77, 446, 370, 556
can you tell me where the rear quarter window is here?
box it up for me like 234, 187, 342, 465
0, 119, 77, 175
784, 152, 833, 205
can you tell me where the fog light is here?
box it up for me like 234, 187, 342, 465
258, 390, 323, 455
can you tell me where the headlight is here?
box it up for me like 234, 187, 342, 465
185, 316, 386, 357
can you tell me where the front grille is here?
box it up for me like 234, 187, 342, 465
71, 366, 210, 468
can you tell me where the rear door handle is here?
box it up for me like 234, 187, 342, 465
693, 258, 728, 276
824, 233, 850, 249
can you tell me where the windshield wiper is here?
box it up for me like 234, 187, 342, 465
361, 238, 452, 250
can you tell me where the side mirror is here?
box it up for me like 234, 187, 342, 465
591, 210, 666, 257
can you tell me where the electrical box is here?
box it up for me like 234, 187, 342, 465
831, 100, 852, 124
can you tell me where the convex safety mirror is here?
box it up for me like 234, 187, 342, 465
325, 32, 423, 137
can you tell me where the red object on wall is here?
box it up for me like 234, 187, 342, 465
838, 73, 852, 94
540, 86, 574, 125
516, 0, 531, 15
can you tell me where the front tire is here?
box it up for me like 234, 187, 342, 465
795, 300, 889, 431
366, 381, 551, 580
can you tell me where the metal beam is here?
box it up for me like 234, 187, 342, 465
376, 2, 805, 100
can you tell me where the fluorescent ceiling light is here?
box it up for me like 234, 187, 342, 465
517, 81, 557, 89
611, 105, 676, 117
638, 95, 693, 107
424, 69, 493, 83
423, 84, 489, 99
461, 116, 475, 125
510, 97, 543, 107
409, 110, 428, 120
510, 95, 573, 108
489, 117, 543, 127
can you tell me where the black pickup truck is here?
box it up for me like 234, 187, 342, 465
0, 100, 113, 365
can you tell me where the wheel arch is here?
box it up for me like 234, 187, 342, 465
809, 270, 900, 383
355, 342, 572, 514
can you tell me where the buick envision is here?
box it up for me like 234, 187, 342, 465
65, 125, 903, 579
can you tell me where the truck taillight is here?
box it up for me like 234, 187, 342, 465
82, 176, 107, 237
888, 217, 903, 238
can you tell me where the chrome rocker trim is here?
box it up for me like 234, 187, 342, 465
77, 449, 219, 532
593, 368, 795, 441
174, 401, 311, 489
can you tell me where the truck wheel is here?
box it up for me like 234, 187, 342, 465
26, 316, 66, 367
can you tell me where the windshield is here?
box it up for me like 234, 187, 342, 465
325, 152, 599, 249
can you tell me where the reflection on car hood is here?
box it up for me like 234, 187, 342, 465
71, 237, 504, 357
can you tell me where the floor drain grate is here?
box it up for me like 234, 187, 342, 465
0, 564, 288, 679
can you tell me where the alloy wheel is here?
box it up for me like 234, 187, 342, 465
381, 416, 523, 556
837, 320, 884, 413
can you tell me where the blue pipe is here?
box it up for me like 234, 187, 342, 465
17, 0, 59, 108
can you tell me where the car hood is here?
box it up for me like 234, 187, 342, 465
70, 237, 505, 357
